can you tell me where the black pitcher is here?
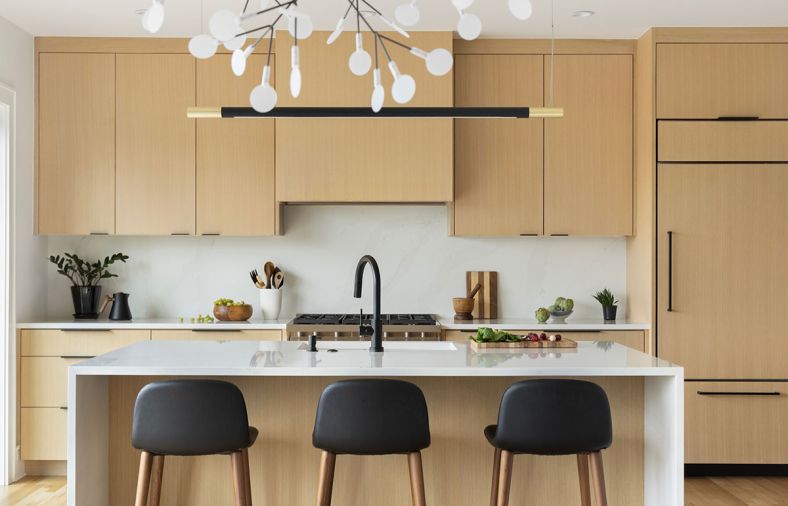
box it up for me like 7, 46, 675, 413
99, 292, 133, 321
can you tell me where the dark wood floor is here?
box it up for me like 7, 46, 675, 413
3, 475, 788, 505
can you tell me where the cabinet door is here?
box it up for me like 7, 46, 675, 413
544, 55, 633, 235
275, 31, 453, 203
197, 55, 276, 236
657, 44, 788, 119
658, 164, 788, 379
453, 55, 543, 236
116, 54, 196, 235
38, 53, 115, 235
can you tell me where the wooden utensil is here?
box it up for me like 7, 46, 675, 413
273, 271, 284, 289
250, 270, 264, 289
263, 261, 275, 288
468, 283, 482, 299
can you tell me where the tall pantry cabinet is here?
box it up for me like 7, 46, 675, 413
639, 32, 788, 464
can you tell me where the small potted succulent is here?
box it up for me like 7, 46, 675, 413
593, 288, 619, 322
49, 253, 129, 319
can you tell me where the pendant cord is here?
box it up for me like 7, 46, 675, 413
549, 0, 556, 106
374, 34, 379, 69
266, 26, 274, 67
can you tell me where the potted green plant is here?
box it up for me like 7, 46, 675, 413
49, 253, 129, 319
592, 288, 619, 322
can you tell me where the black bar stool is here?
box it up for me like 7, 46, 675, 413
131, 380, 258, 506
485, 379, 613, 506
312, 379, 431, 506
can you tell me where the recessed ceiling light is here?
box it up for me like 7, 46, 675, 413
572, 10, 595, 17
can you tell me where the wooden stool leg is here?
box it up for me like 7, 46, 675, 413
589, 451, 608, 506
407, 452, 427, 506
489, 448, 501, 506
496, 450, 514, 506
231, 451, 247, 506
242, 448, 253, 506
148, 455, 165, 506
134, 451, 153, 506
576, 453, 591, 506
316, 451, 336, 506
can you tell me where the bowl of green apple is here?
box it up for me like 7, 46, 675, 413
547, 297, 574, 323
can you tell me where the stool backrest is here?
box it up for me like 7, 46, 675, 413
496, 379, 612, 454
132, 380, 251, 456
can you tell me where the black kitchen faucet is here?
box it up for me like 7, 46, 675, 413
354, 255, 383, 353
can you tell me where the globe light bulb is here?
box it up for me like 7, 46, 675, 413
250, 65, 277, 113
509, 0, 533, 20
290, 45, 302, 98
287, 14, 314, 40
231, 46, 253, 76
224, 35, 246, 51
395, 1, 420, 27
451, 0, 474, 10
209, 9, 240, 42
371, 68, 385, 112
189, 35, 219, 59
348, 33, 372, 76
457, 12, 482, 41
327, 17, 345, 45
143, 0, 165, 33
411, 47, 453, 76
388, 61, 416, 104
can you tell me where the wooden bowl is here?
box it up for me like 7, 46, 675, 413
213, 304, 253, 322
452, 297, 475, 320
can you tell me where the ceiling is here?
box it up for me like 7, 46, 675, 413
0, 0, 786, 39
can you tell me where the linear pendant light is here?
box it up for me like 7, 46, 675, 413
187, 106, 564, 119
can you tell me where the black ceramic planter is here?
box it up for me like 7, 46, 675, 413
71, 285, 102, 319
603, 305, 618, 322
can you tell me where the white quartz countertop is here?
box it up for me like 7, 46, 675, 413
18, 318, 648, 331
70, 340, 679, 377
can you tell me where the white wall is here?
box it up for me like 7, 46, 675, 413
46, 205, 627, 321
0, 16, 46, 323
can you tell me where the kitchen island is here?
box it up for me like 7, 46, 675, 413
68, 340, 682, 506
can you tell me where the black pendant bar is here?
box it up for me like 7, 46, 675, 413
187, 106, 564, 119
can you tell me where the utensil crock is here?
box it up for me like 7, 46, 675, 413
259, 289, 283, 320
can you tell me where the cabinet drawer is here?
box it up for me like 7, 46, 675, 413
657, 43, 788, 119
658, 121, 788, 162
443, 330, 645, 352
21, 408, 67, 460
21, 357, 81, 407
685, 381, 788, 464
151, 329, 283, 341
20, 329, 150, 357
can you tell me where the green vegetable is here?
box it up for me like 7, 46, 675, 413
470, 327, 524, 343
214, 298, 248, 307
565, 298, 574, 311
535, 307, 550, 323
554, 297, 567, 308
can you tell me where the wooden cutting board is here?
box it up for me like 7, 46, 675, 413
466, 271, 498, 319
470, 338, 577, 350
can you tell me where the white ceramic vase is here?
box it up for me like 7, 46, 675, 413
259, 289, 282, 320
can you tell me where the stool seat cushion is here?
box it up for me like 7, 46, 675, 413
312, 379, 430, 455
486, 379, 612, 455
132, 380, 256, 456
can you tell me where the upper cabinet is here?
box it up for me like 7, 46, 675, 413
38, 53, 116, 235
196, 55, 276, 236
657, 44, 788, 119
453, 55, 544, 236
544, 55, 633, 236
115, 54, 196, 235
274, 32, 453, 203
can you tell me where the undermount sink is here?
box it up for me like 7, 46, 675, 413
298, 341, 458, 352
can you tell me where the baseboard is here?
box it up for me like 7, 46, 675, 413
686, 464, 788, 477
23, 460, 66, 477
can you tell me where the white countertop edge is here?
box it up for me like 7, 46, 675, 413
71, 366, 682, 377
439, 321, 650, 331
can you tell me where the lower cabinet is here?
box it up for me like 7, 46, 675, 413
151, 330, 283, 341
442, 329, 646, 352
19, 330, 151, 461
685, 381, 788, 464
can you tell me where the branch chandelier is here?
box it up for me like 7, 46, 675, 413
139, 0, 563, 119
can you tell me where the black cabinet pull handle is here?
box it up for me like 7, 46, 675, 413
61, 329, 109, 332
667, 231, 673, 312
519, 233, 538, 237
89, 232, 109, 236
59, 406, 68, 410
60, 355, 96, 359
697, 391, 781, 397
201, 233, 221, 236
190, 329, 242, 333
171, 232, 191, 236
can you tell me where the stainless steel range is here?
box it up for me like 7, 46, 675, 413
286, 313, 441, 341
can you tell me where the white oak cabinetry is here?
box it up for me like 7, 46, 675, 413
641, 31, 788, 464
151, 329, 283, 340
452, 49, 633, 236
